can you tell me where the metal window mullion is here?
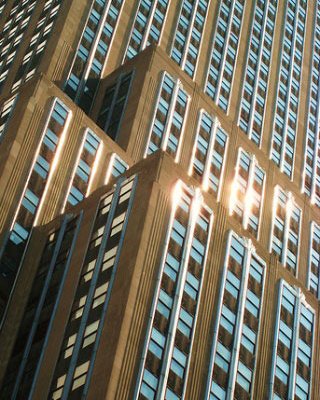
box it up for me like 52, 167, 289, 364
180, 210, 213, 399
204, 231, 234, 400
7, 98, 58, 233
303, 297, 316, 398
161, 79, 180, 151
0, 223, 37, 328
97, 2, 125, 92
295, 205, 301, 278
216, 130, 228, 202
316, 223, 320, 299
269, 280, 285, 396
122, 2, 139, 62
289, 2, 308, 182
0, 94, 18, 142
82, 176, 138, 397
29, 213, 84, 400
141, 0, 159, 49
0, 30, 15, 76
105, 152, 116, 184
305, 7, 320, 201
85, 137, 103, 197
269, 185, 279, 253
64, 0, 97, 86
281, 192, 292, 267
74, 1, 112, 102
179, 0, 199, 70
12, 216, 70, 398
243, 155, 256, 230
0, 100, 70, 275
214, 1, 236, 104
203, 116, 220, 190
310, 112, 320, 204
224, 0, 246, 116
174, 93, 190, 163
204, 0, 231, 99
17, 8, 52, 85
112, 71, 134, 141
226, 240, 252, 398
122, 1, 146, 62
60, 182, 122, 400
144, 73, 166, 158
288, 288, 300, 400
246, 2, 270, 142
34, 106, 72, 226
133, 181, 181, 400
188, 0, 210, 79
248, 253, 266, 395
256, 165, 266, 240
2, 5, 19, 39
61, 132, 87, 212
302, 42, 317, 196
150, 0, 169, 50
307, 222, 315, 295
103, 74, 123, 132
156, 190, 201, 400
229, 148, 242, 216
278, 3, 299, 177
187, 110, 203, 176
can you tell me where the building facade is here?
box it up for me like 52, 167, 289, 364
0, 0, 319, 399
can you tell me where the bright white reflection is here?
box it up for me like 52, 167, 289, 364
286, 195, 293, 218
191, 189, 202, 224
243, 186, 255, 228
202, 174, 210, 192
35, 106, 72, 226
87, 139, 103, 195
229, 180, 239, 216
105, 153, 116, 185
172, 180, 182, 211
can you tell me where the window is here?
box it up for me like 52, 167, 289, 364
96, 71, 133, 140
308, 222, 320, 298
270, 280, 315, 400
1, 216, 81, 398
206, 231, 266, 399
0, 0, 38, 92
270, 185, 301, 274
302, 1, 320, 205
0, 94, 18, 140
170, 0, 209, 78
50, 176, 137, 399
136, 181, 212, 399
64, 0, 124, 113
0, 99, 71, 293
105, 153, 128, 184
229, 149, 265, 238
270, 0, 307, 178
145, 72, 189, 161
71, 362, 90, 391
110, 153, 129, 178
64, 129, 102, 210
205, 0, 245, 111
124, 0, 169, 61
238, 0, 278, 146
11, 0, 62, 93
189, 110, 228, 199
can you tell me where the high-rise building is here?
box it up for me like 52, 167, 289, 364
0, 0, 319, 399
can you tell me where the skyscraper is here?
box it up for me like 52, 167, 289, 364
0, 0, 319, 399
